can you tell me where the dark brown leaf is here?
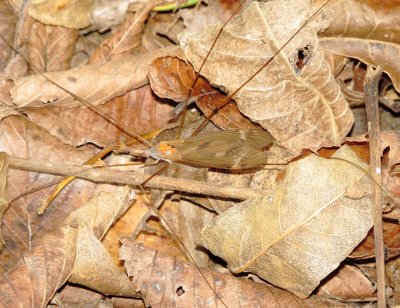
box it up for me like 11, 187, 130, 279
149, 56, 259, 129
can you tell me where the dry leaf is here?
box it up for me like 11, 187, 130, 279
350, 222, 400, 260
178, 199, 216, 267
89, 0, 162, 64
120, 239, 351, 307
0, 186, 136, 307
0, 54, 29, 81
142, 9, 184, 51
26, 18, 78, 73
0, 115, 137, 303
380, 131, 400, 170
207, 170, 254, 213
183, 1, 353, 154
149, 56, 258, 129
319, 0, 400, 92
0, 116, 98, 273
69, 221, 136, 297
316, 264, 376, 301
200, 146, 373, 298
0, 1, 16, 71
24, 84, 173, 147
11, 0, 94, 29
0, 220, 79, 307
11, 47, 179, 108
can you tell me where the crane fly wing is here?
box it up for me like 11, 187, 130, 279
153, 129, 273, 169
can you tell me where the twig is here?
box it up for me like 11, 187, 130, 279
7, 155, 266, 200
364, 65, 385, 307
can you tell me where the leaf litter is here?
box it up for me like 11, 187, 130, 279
0, 0, 399, 307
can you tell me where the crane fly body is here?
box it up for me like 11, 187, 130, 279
150, 128, 274, 169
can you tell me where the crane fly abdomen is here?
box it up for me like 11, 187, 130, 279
151, 129, 273, 169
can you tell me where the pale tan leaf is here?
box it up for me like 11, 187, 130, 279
11, 47, 179, 108
0, 115, 137, 303
120, 239, 349, 307
69, 223, 136, 297
183, 1, 353, 154
319, 0, 400, 92
200, 146, 373, 298
11, 0, 94, 29
27, 19, 79, 73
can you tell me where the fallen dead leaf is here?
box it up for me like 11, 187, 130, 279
183, 1, 353, 154
200, 146, 373, 298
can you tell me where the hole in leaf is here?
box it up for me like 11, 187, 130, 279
295, 45, 311, 72
176, 286, 185, 296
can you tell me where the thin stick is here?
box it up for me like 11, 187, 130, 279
8, 155, 266, 200
364, 65, 385, 307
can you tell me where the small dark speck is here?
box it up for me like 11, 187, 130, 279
67, 76, 77, 83
176, 286, 185, 296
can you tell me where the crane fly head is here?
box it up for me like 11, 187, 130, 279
157, 142, 177, 156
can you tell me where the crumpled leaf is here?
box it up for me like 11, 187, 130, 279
183, 0, 353, 154
68, 189, 137, 297
148, 56, 258, 129
11, 0, 94, 29
319, 0, 400, 92
10, 47, 179, 108
0, 115, 139, 302
200, 146, 373, 298
120, 239, 350, 307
